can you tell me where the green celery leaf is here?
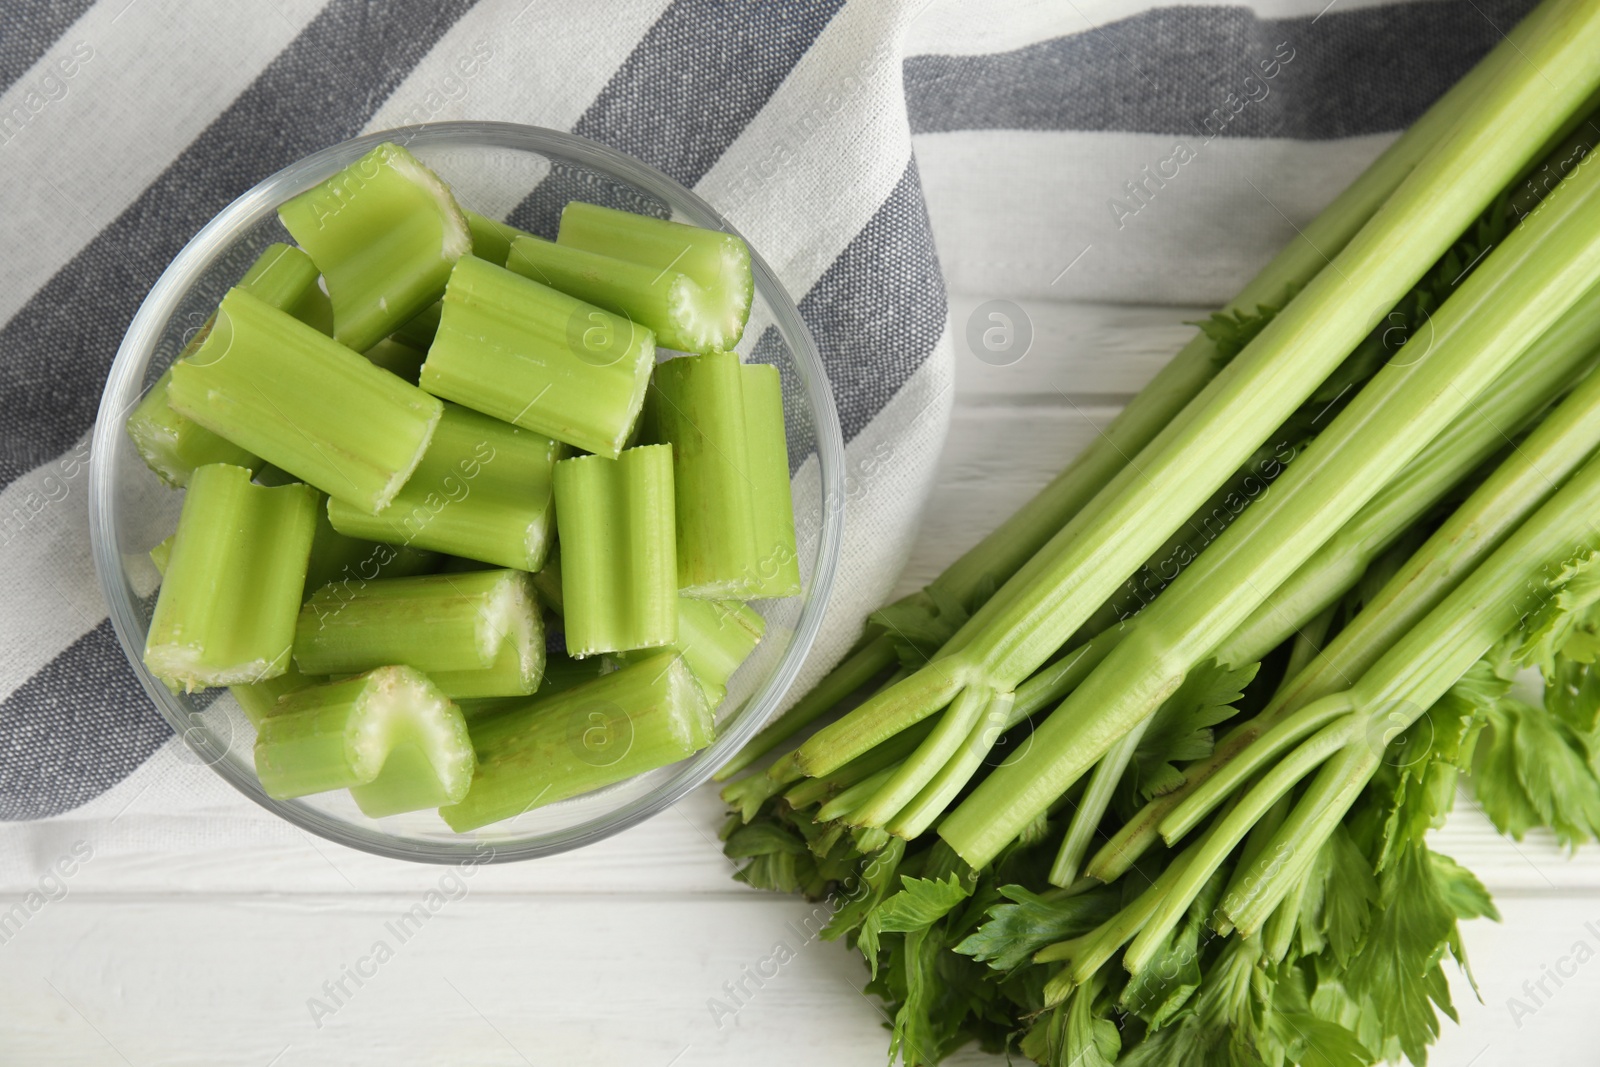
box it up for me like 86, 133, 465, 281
1120, 864, 1229, 1029
954, 884, 1120, 972
878, 874, 972, 934
1512, 550, 1600, 674
1470, 699, 1545, 840
822, 836, 904, 945
1344, 845, 1457, 1065
1266, 1011, 1373, 1067
1509, 698, 1600, 846
870, 586, 970, 670
1300, 825, 1377, 968
722, 819, 808, 859
1130, 660, 1260, 800
1544, 656, 1600, 735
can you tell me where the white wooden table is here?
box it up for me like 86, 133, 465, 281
5, 301, 1598, 1066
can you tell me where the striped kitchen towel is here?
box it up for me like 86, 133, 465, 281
0, 0, 1532, 870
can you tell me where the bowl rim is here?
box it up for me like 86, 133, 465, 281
88, 120, 845, 864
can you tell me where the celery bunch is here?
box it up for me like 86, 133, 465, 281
717, 3, 1600, 1063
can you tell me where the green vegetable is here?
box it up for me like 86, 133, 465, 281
716, 7, 1600, 1064
300, 500, 440, 602
464, 208, 526, 266
645, 353, 801, 598
554, 201, 752, 353
143, 463, 318, 692
253, 664, 475, 817
230, 658, 323, 727
740, 362, 802, 598
327, 402, 563, 572
293, 568, 542, 699
167, 288, 444, 513
552, 445, 677, 656
420, 255, 655, 458
278, 141, 472, 352
797, 8, 1600, 795
440, 652, 711, 830
610, 596, 765, 708
784, 9, 1536, 740
360, 337, 427, 383
126, 243, 330, 487
943, 138, 1600, 871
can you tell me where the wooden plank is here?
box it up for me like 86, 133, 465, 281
949, 296, 1201, 402
0, 892, 1593, 1066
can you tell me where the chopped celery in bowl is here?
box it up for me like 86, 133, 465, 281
89, 122, 843, 864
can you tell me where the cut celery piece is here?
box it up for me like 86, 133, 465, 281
302, 496, 438, 599
278, 141, 472, 352
143, 463, 319, 691
740, 363, 800, 597
556, 201, 751, 353
531, 549, 563, 614
252, 665, 475, 816
167, 288, 443, 513
126, 243, 328, 487
362, 337, 427, 384
645, 351, 758, 597
509, 233, 729, 355
454, 649, 601, 724
230, 658, 324, 727
464, 209, 528, 265
419, 256, 655, 458
326, 402, 563, 572
295, 568, 542, 698
148, 535, 173, 577
641, 355, 799, 597
392, 298, 441, 350
611, 597, 764, 708
440, 653, 711, 831
552, 445, 677, 656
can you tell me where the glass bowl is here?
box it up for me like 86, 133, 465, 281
88, 122, 844, 864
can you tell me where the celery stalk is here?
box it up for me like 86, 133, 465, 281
230, 658, 324, 727
557, 201, 751, 353
712, 634, 898, 781
553, 445, 678, 656
143, 463, 319, 691
530, 548, 563, 614
294, 568, 542, 698
796, 6, 1600, 788
127, 243, 329, 487
741, 362, 801, 597
301, 501, 439, 600
148, 535, 173, 577
611, 597, 765, 708
440, 653, 711, 830
327, 402, 563, 572
820, 11, 1534, 699
646, 351, 758, 596
940, 116, 1600, 868
361, 338, 427, 384
420, 256, 655, 458
509, 233, 733, 355
643, 353, 799, 597
392, 299, 442, 350
167, 288, 443, 513
1217, 285, 1600, 666
1195, 447, 1600, 942
253, 665, 475, 817
278, 141, 472, 352
1148, 342, 1600, 857
464, 209, 526, 266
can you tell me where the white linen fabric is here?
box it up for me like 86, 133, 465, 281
0, 0, 1533, 872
